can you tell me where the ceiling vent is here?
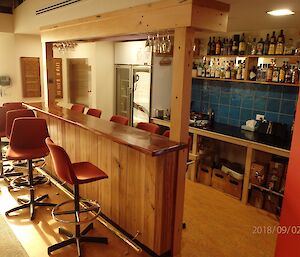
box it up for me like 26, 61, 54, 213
36, 0, 82, 15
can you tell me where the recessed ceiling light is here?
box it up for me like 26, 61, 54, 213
267, 9, 295, 16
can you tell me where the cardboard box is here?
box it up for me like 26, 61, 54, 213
197, 163, 213, 186
267, 161, 285, 192
211, 169, 226, 192
263, 192, 281, 215
250, 163, 268, 186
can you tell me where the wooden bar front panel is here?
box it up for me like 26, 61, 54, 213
38, 112, 177, 255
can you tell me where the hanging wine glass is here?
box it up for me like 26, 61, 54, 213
166, 34, 172, 53
161, 35, 167, 53
153, 33, 161, 54
145, 35, 152, 52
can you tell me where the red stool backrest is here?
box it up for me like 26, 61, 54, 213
110, 115, 129, 125
136, 122, 160, 134
45, 137, 76, 185
87, 108, 102, 118
6, 109, 35, 138
71, 104, 85, 113
0, 107, 6, 137
3, 102, 24, 110
9, 118, 49, 159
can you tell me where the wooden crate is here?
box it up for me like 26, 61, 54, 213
225, 175, 243, 199
211, 169, 226, 192
197, 163, 213, 186
249, 188, 264, 209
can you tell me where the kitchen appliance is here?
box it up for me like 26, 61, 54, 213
115, 65, 152, 126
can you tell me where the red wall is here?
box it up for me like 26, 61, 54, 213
275, 91, 300, 257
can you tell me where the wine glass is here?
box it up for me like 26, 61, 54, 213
153, 33, 161, 54
166, 34, 172, 53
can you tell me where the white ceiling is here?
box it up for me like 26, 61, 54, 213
223, 0, 300, 32
11, 0, 300, 35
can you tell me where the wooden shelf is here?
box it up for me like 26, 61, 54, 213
192, 76, 300, 87
250, 183, 284, 198
206, 54, 300, 59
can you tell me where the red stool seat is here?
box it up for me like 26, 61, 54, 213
71, 104, 85, 113
110, 115, 129, 125
86, 108, 102, 118
72, 162, 108, 184
136, 122, 160, 134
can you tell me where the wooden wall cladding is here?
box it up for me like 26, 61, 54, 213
20, 57, 41, 97
54, 58, 63, 98
38, 112, 177, 255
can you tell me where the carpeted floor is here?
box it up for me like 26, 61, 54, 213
0, 212, 29, 257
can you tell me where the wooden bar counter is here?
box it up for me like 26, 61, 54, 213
24, 103, 186, 256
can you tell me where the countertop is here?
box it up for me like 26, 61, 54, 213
24, 103, 186, 156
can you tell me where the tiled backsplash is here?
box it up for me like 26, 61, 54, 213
191, 79, 299, 128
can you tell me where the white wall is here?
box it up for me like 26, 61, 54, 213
0, 33, 43, 105
151, 56, 173, 116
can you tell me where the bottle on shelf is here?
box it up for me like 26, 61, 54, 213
268, 31, 276, 55
224, 38, 229, 55
211, 37, 216, 55
272, 61, 280, 82
236, 60, 242, 80
249, 65, 257, 81
275, 29, 285, 55
221, 38, 226, 55
210, 58, 216, 77
285, 63, 292, 83
251, 38, 257, 55
215, 59, 221, 78
256, 38, 264, 55
260, 64, 268, 82
239, 33, 246, 55
292, 61, 300, 84
206, 60, 211, 77
284, 38, 295, 55
279, 61, 286, 83
263, 33, 270, 55
215, 37, 221, 55
230, 61, 237, 79
232, 34, 239, 55
228, 38, 233, 55
256, 64, 262, 81
266, 60, 274, 82
207, 37, 212, 55
225, 61, 231, 79
241, 61, 246, 80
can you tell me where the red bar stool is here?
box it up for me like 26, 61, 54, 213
110, 115, 129, 125
5, 118, 56, 220
45, 138, 108, 256
86, 108, 102, 118
136, 122, 160, 134
71, 104, 85, 113
3, 102, 25, 110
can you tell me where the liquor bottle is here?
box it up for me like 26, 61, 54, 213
251, 38, 257, 55
201, 57, 207, 77
285, 63, 292, 83
225, 61, 231, 79
279, 61, 286, 83
228, 38, 233, 55
220, 61, 226, 79
268, 31, 276, 55
230, 61, 237, 79
284, 38, 294, 55
207, 37, 212, 55
215, 37, 221, 55
272, 65, 280, 82
236, 60, 242, 80
266, 61, 274, 82
256, 64, 262, 81
220, 38, 226, 55
256, 38, 264, 55
275, 29, 285, 55
239, 33, 246, 55
263, 34, 270, 55
211, 37, 216, 55
232, 35, 239, 55
215, 59, 220, 78
292, 61, 300, 84
224, 38, 229, 55
260, 64, 267, 82
210, 58, 215, 77
249, 66, 257, 81
241, 61, 246, 80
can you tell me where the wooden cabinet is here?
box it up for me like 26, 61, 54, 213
20, 57, 41, 97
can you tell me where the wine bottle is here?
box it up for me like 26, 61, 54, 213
263, 34, 270, 55
239, 33, 246, 55
268, 31, 276, 55
275, 29, 285, 55
207, 37, 212, 55
256, 38, 264, 55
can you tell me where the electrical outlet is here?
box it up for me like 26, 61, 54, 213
256, 114, 265, 121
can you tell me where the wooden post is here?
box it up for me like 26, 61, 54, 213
242, 147, 253, 204
45, 42, 56, 106
170, 27, 194, 256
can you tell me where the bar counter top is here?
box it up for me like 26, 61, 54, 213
24, 103, 186, 156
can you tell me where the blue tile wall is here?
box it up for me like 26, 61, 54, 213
191, 79, 299, 128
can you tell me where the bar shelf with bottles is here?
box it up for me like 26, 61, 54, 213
193, 30, 300, 87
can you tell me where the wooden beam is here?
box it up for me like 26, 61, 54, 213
45, 42, 56, 105
170, 27, 194, 256
40, 0, 229, 42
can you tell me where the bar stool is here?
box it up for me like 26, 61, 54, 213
71, 104, 85, 113
86, 108, 102, 118
5, 118, 56, 220
3, 102, 25, 110
110, 115, 129, 125
45, 138, 108, 256
136, 122, 160, 134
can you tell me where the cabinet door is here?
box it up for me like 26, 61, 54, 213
20, 57, 41, 98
